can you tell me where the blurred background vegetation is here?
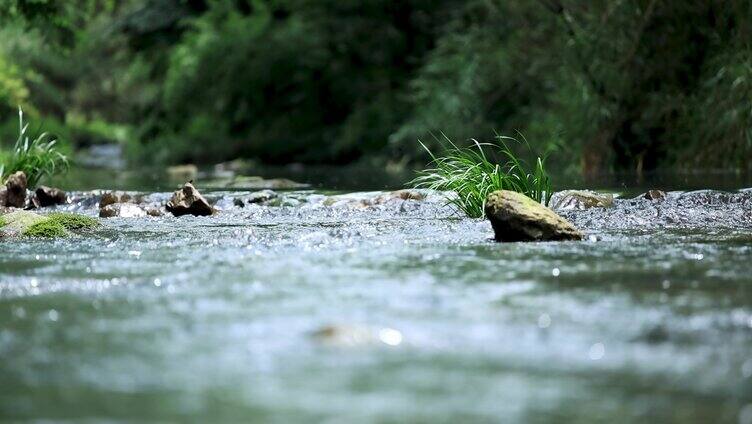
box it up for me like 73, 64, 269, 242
0, 0, 750, 179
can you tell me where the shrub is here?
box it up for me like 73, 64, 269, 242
411, 134, 551, 218
0, 108, 68, 187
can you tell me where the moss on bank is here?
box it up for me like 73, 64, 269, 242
23, 220, 68, 238
1, 211, 99, 238
47, 212, 99, 230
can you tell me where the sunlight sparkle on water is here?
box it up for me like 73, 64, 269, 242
378, 328, 403, 346
538, 314, 551, 329
589, 343, 605, 360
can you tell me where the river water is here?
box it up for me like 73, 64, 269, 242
1, 179, 752, 422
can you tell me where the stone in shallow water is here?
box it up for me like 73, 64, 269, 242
642, 189, 667, 201
99, 191, 132, 208
99, 203, 147, 218
34, 186, 67, 207
4, 171, 27, 208
311, 324, 403, 347
485, 190, 583, 242
166, 181, 214, 217
550, 190, 614, 211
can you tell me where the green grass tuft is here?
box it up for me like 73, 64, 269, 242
23, 220, 68, 238
0, 108, 69, 187
0, 215, 6, 228
411, 134, 552, 218
47, 212, 99, 230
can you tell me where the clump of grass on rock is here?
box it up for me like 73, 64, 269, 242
0, 108, 68, 187
411, 134, 551, 218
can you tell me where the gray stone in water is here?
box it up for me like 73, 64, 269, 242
166, 181, 214, 217
550, 190, 614, 211
485, 190, 583, 242
247, 189, 278, 204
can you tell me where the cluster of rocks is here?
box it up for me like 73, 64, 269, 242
2, 166, 682, 244
0, 171, 68, 211
97, 181, 215, 218
484, 188, 669, 242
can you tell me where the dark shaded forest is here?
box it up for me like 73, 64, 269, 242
1, 0, 750, 176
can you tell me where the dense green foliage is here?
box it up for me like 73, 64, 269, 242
0, 108, 68, 187
0, 0, 750, 175
412, 135, 550, 218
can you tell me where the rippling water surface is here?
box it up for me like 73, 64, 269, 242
1, 187, 752, 423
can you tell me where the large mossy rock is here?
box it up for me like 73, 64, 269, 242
485, 190, 583, 242
0, 211, 50, 237
0, 211, 99, 238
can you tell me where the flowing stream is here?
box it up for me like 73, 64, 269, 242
1, 184, 752, 422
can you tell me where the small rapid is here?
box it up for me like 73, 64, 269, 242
1, 188, 751, 422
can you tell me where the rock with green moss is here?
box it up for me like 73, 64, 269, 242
0, 211, 49, 237
485, 190, 583, 242
47, 212, 99, 230
0, 211, 99, 238
23, 220, 69, 238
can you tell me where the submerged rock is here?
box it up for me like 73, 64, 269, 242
247, 189, 278, 204
370, 190, 425, 204
99, 191, 132, 208
99, 203, 148, 218
311, 324, 403, 348
145, 206, 164, 217
550, 190, 614, 211
234, 189, 278, 207
485, 190, 583, 242
166, 181, 214, 217
643, 189, 667, 201
34, 186, 67, 207
4, 171, 27, 208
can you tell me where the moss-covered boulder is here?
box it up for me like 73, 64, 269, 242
485, 190, 583, 242
0, 211, 98, 238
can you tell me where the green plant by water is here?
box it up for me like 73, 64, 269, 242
411, 134, 551, 218
0, 108, 68, 187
